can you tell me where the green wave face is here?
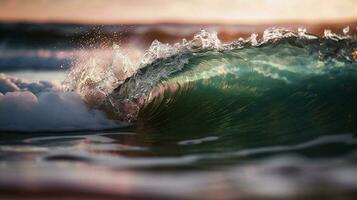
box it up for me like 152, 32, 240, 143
107, 35, 357, 159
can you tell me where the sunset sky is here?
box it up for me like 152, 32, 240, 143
0, 0, 356, 24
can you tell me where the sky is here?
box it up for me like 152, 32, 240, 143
0, 0, 356, 24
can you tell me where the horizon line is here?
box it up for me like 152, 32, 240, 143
0, 18, 356, 26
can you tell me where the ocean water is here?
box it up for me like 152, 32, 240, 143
1, 24, 357, 199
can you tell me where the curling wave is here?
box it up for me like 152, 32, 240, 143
64, 28, 357, 135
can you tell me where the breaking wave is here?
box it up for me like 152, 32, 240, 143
64, 28, 356, 133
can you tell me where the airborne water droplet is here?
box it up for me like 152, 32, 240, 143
298, 27, 306, 37
324, 29, 332, 38
343, 26, 350, 35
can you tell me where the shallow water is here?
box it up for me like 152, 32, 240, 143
1, 27, 357, 199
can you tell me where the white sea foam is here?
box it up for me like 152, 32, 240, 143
0, 74, 121, 131
0, 91, 121, 131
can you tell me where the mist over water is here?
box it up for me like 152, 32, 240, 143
1, 25, 357, 199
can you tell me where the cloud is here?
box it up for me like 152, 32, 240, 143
0, 74, 122, 132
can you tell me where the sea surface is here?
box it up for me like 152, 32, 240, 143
0, 23, 357, 199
